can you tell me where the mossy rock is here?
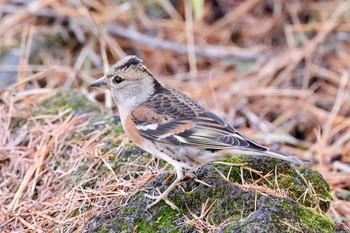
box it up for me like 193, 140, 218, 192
87, 156, 344, 233
216, 156, 332, 212
34, 89, 100, 115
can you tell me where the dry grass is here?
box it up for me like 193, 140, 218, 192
1, 0, 350, 231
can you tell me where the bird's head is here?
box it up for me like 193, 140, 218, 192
89, 55, 162, 111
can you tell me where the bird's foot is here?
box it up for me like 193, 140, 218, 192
145, 190, 179, 211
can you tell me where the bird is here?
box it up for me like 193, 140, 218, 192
89, 55, 309, 210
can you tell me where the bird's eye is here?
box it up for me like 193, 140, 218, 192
113, 76, 124, 84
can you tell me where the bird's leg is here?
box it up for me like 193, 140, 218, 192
145, 168, 184, 211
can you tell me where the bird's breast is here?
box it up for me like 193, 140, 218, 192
122, 113, 146, 147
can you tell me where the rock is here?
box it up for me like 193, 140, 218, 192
87, 155, 342, 233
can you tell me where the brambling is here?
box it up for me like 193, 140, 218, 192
89, 55, 308, 210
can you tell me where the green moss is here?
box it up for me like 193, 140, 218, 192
146, 205, 178, 231
45, 32, 65, 49
294, 206, 334, 232
115, 121, 124, 133
34, 90, 99, 116
110, 143, 152, 174
219, 155, 245, 164
69, 208, 81, 218
299, 167, 332, 211
280, 199, 335, 232
215, 156, 332, 213
100, 141, 120, 154
214, 156, 246, 182
66, 161, 91, 187
101, 190, 182, 232
278, 174, 315, 203
99, 117, 124, 138
95, 224, 108, 233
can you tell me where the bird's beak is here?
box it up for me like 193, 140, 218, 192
89, 76, 108, 89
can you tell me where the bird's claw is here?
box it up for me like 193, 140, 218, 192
144, 193, 179, 211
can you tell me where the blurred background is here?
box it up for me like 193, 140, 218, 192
0, 0, 350, 231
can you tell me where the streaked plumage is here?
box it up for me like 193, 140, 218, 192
89, 55, 308, 210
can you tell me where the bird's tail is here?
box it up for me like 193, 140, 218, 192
262, 149, 309, 165
225, 148, 309, 165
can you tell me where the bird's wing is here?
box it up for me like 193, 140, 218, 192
131, 88, 267, 152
